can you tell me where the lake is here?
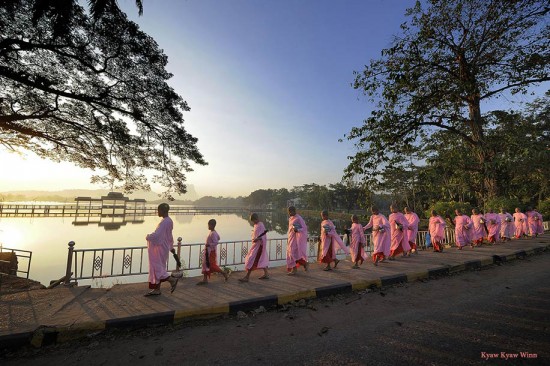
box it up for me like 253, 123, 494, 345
0, 208, 345, 288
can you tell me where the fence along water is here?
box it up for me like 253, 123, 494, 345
63, 229, 457, 285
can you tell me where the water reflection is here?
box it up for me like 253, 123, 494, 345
0, 210, 354, 287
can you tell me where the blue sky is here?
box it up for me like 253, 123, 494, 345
122, 0, 413, 196
1, 0, 543, 198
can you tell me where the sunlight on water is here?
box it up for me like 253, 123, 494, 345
0, 208, 342, 288
0, 213, 261, 287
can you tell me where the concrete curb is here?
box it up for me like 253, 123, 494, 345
2, 242, 548, 350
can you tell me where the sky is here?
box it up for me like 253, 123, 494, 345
0, 0, 544, 198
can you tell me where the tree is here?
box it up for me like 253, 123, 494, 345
1, 0, 144, 38
245, 189, 274, 207
1, 0, 206, 198
329, 182, 363, 212
346, 0, 549, 203
485, 93, 550, 203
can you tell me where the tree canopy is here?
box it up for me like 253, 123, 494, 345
0, 0, 206, 198
345, 0, 549, 203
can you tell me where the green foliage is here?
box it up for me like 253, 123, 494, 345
537, 198, 550, 220
346, 0, 549, 202
425, 201, 472, 220
243, 183, 369, 212
0, 0, 206, 199
485, 197, 523, 214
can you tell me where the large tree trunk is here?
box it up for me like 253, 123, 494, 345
460, 49, 498, 204
467, 96, 498, 203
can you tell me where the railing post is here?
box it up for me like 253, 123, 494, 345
176, 237, 182, 260
64, 241, 75, 285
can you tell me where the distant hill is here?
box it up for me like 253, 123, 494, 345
0, 185, 199, 202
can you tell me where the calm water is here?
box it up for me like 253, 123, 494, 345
0, 209, 344, 287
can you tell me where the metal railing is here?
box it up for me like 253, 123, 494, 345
0, 245, 33, 279
63, 228, 460, 283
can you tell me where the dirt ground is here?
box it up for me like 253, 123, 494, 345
0, 275, 45, 294
2, 251, 550, 366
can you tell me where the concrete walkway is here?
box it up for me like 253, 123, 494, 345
1, 236, 549, 350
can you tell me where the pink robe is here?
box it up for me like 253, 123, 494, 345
484, 213, 501, 242
320, 219, 350, 262
389, 212, 411, 255
404, 212, 420, 247
513, 212, 525, 238
244, 221, 269, 270
287, 214, 308, 269
521, 213, 529, 236
146, 216, 174, 285
202, 230, 222, 276
429, 215, 446, 244
454, 215, 472, 247
526, 211, 538, 237
470, 214, 486, 243
363, 214, 391, 258
499, 212, 514, 239
350, 222, 368, 264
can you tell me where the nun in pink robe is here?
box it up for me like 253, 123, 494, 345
198, 219, 229, 284
146, 203, 176, 293
350, 215, 368, 268
513, 208, 525, 238
521, 212, 529, 236
319, 210, 349, 270
428, 210, 446, 252
389, 205, 411, 258
499, 209, 514, 241
239, 213, 269, 282
363, 208, 391, 264
454, 210, 472, 249
470, 209, 486, 246
286, 207, 309, 274
525, 208, 538, 238
404, 207, 420, 253
245, 219, 269, 270
484, 209, 501, 244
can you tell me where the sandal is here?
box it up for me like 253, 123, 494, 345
238, 277, 249, 283
258, 275, 270, 280
333, 259, 340, 268
170, 277, 179, 293
144, 290, 161, 297
196, 281, 208, 286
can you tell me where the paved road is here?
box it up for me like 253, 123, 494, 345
3, 250, 550, 365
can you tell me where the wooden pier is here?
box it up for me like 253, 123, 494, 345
0, 204, 262, 218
